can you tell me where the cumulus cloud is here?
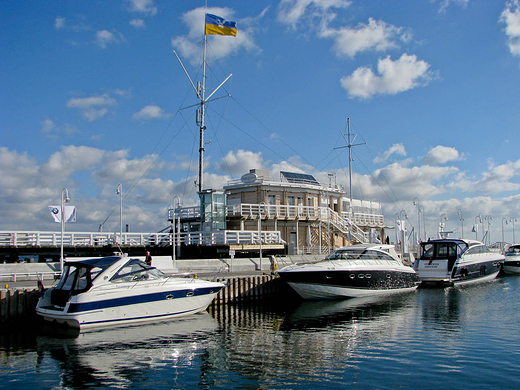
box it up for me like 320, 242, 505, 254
423, 145, 462, 164
373, 143, 407, 164
126, 0, 157, 16
54, 16, 65, 29
500, 0, 520, 58
130, 18, 145, 28
95, 30, 124, 49
219, 150, 264, 176
450, 159, 520, 194
320, 18, 412, 58
340, 53, 435, 99
66, 93, 117, 121
133, 105, 170, 119
437, 0, 470, 14
171, 7, 260, 66
277, 0, 352, 29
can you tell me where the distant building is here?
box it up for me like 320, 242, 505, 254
169, 169, 387, 258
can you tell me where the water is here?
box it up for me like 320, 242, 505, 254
2, 275, 520, 389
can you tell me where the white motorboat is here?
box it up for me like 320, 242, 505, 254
414, 239, 504, 285
277, 244, 419, 300
503, 244, 520, 274
36, 255, 224, 330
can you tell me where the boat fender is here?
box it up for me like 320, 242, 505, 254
270, 255, 278, 275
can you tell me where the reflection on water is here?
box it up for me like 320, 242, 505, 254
2, 277, 520, 389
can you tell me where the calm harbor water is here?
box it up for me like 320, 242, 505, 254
2, 275, 520, 389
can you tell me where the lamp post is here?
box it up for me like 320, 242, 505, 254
484, 215, 492, 246
475, 214, 482, 240
457, 209, 464, 239
60, 188, 70, 271
511, 217, 517, 244
413, 197, 420, 250
116, 184, 122, 244
172, 195, 181, 267
399, 210, 407, 260
439, 213, 448, 238
419, 205, 425, 241
502, 218, 508, 252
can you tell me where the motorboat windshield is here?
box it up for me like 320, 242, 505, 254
505, 245, 520, 256
110, 258, 168, 283
326, 248, 399, 262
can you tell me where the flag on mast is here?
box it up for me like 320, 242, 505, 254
205, 13, 237, 36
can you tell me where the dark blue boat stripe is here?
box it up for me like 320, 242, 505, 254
67, 286, 221, 313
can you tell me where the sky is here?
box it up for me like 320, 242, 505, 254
2, 0, 520, 244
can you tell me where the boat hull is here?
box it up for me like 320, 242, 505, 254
36, 282, 223, 329
278, 269, 419, 300
416, 258, 502, 286
503, 260, 520, 274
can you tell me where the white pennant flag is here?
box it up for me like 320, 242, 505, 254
48, 206, 77, 223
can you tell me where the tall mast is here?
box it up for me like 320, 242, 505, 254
174, 13, 233, 194
335, 118, 365, 216
198, 30, 207, 193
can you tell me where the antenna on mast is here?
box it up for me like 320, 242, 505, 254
173, 13, 234, 193
334, 118, 365, 216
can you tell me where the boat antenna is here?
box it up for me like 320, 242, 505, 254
334, 118, 365, 217
173, 14, 233, 193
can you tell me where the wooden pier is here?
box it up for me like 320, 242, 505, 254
0, 274, 295, 327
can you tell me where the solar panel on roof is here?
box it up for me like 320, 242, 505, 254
281, 171, 320, 186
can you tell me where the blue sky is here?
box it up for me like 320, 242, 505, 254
2, 0, 520, 244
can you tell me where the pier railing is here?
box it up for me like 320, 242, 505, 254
0, 230, 285, 248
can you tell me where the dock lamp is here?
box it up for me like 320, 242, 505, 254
60, 188, 70, 271
116, 184, 122, 244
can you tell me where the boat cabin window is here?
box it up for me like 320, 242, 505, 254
506, 246, 520, 256
111, 259, 168, 283
465, 245, 490, 255
420, 242, 464, 260
55, 265, 91, 293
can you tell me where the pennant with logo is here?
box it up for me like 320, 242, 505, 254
48, 206, 76, 223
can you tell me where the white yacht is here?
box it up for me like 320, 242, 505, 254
414, 239, 504, 285
503, 244, 520, 274
277, 244, 419, 300
36, 255, 224, 330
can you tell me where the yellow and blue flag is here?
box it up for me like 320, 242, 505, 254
205, 13, 237, 37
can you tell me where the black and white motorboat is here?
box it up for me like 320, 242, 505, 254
503, 244, 520, 274
36, 254, 224, 330
414, 239, 504, 286
277, 244, 419, 300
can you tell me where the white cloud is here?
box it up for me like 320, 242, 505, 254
95, 30, 124, 49
126, 0, 157, 16
437, 0, 470, 14
54, 16, 65, 29
133, 105, 169, 120
171, 7, 259, 66
277, 0, 352, 29
66, 93, 117, 121
130, 18, 145, 28
423, 145, 462, 165
218, 150, 264, 176
320, 18, 411, 58
340, 53, 434, 99
500, 0, 520, 58
373, 143, 407, 164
